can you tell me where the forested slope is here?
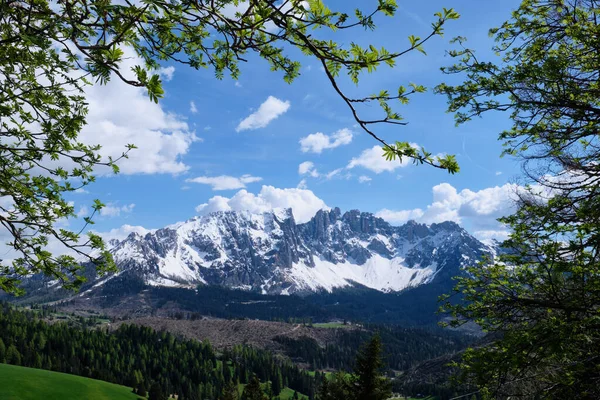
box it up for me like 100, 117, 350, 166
0, 302, 319, 399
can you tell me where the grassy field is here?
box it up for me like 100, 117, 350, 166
312, 322, 349, 329
0, 363, 140, 400
278, 387, 309, 399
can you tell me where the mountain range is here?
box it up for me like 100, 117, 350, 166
91, 207, 494, 296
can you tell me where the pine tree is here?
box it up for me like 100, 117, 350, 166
350, 334, 392, 400
6, 345, 21, 366
221, 380, 239, 400
148, 382, 165, 400
318, 336, 391, 400
0, 338, 5, 363
272, 371, 283, 396
317, 372, 351, 400
136, 382, 148, 397
242, 375, 266, 400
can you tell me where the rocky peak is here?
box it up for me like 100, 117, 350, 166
300, 208, 341, 242
98, 207, 493, 295
341, 210, 391, 235
397, 220, 431, 242
430, 221, 463, 233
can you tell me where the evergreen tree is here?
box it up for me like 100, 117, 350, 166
272, 371, 283, 396
148, 382, 165, 400
6, 345, 21, 366
242, 375, 266, 400
349, 334, 392, 400
318, 335, 391, 400
136, 382, 148, 397
317, 372, 351, 400
221, 381, 239, 400
0, 338, 5, 363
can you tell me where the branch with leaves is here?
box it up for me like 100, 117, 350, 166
1, 0, 461, 294
438, 1, 600, 398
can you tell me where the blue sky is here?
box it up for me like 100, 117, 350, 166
66, 0, 525, 243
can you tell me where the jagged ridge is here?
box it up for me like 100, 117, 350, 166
102, 207, 493, 295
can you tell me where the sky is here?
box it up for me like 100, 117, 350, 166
63, 0, 526, 244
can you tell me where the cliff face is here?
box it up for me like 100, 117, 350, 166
100, 208, 492, 294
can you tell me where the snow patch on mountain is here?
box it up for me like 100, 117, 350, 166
99, 207, 493, 295
289, 255, 436, 293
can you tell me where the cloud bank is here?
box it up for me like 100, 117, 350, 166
376, 183, 520, 241
186, 175, 263, 191
195, 185, 328, 223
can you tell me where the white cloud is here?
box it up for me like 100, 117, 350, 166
0, 220, 154, 264
325, 168, 344, 180
297, 179, 308, 189
358, 175, 372, 183
347, 145, 413, 173
236, 96, 290, 131
0, 227, 76, 263
158, 66, 175, 81
97, 224, 154, 243
100, 203, 135, 217
376, 208, 425, 224
76, 206, 89, 218
190, 101, 198, 113
298, 161, 319, 177
79, 47, 198, 175
186, 174, 262, 191
376, 182, 521, 240
73, 188, 89, 194
298, 162, 348, 180
299, 128, 353, 153
195, 185, 328, 223
473, 230, 511, 242
495, 171, 503, 176
235, 81, 242, 88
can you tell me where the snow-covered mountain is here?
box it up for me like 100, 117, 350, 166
99, 207, 493, 295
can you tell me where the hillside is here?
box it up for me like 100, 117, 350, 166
50, 278, 482, 328
0, 363, 139, 400
112, 316, 341, 350
109, 315, 471, 373
0, 302, 321, 399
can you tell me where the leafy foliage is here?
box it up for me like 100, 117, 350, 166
1, 0, 461, 295
438, 0, 600, 398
